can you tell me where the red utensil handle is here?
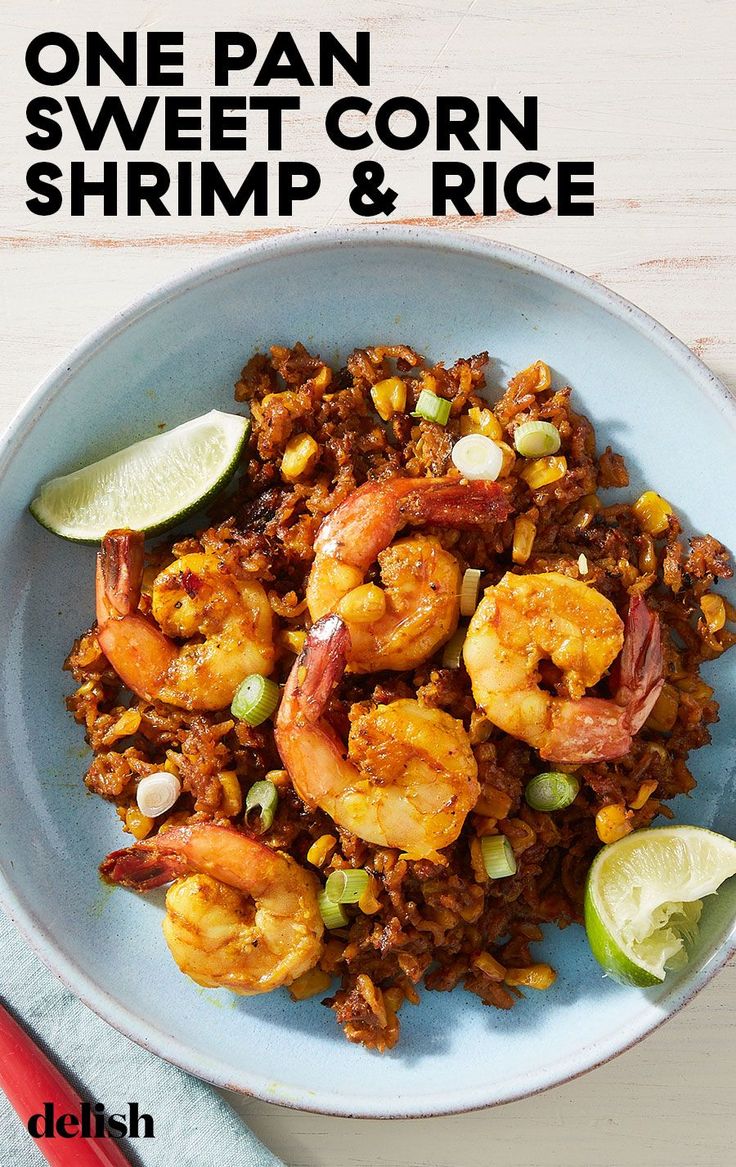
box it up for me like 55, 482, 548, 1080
0, 1001, 131, 1167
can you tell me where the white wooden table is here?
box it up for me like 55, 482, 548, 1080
1, 2, 734, 1164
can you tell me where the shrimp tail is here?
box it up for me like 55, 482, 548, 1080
96, 529, 145, 621
542, 596, 665, 763
401, 479, 510, 527
541, 597, 667, 760
314, 477, 510, 573
615, 594, 665, 732
102, 825, 286, 896
96, 528, 178, 700
275, 615, 352, 809
100, 839, 191, 890
287, 614, 351, 723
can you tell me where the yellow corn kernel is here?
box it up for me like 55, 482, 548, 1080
512, 516, 537, 565
473, 952, 506, 981
280, 629, 306, 655
570, 493, 602, 531
645, 682, 679, 732
75, 679, 96, 698
504, 964, 556, 990
595, 803, 633, 845
493, 440, 516, 478
312, 365, 333, 392
281, 433, 319, 482
460, 406, 503, 441
219, 771, 243, 817
475, 788, 513, 819
632, 490, 674, 536
520, 455, 567, 490
125, 806, 154, 840
337, 583, 387, 624
510, 361, 551, 394
288, 968, 333, 1001
370, 376, 407, 421
106, 708, 141, 743
306, 834, 337, 868
701, 593, 726, 633
358, 877, 382, 915
630, 778, 658, 810
116, 805, 127, 824
265, 768, 291, 789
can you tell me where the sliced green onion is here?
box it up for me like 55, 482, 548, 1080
524, 771, 580, 812
513, 420, 561, 458
245, 779, 278, 833
318, 890, 350, 929
442, 626, 467, 669
325, 868, 370, 904
460, 568, 482, 616
231, 674, 279, 726
412, 389, 451, 426
481, 835, 517, 879
451, 433, 503, 481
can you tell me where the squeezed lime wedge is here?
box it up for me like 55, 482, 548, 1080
30, 410, 250, 542
584, 825, 736, 987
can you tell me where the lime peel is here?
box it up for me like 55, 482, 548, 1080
584, 825, 736, 987
29, 410, 250, 543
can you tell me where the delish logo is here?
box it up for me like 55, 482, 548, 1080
27, 1101, 154, 1140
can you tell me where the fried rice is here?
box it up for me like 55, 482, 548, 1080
65, 344, 735, 1050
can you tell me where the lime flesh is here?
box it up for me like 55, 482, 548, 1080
30, 410, 250, 542
584, 826, 736, 987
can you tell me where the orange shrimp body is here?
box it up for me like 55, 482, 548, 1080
101, 824, 324, 995
464, 572, 664, 763
275, 615, 480, 860
306, 476, 510, 672
95, 529, 274, 711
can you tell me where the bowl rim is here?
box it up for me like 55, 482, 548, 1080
1, 225, 735, 1118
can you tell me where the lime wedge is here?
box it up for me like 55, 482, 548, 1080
584, 825, 736, 987
29, 410, 250, 542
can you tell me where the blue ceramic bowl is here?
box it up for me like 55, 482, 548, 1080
1, 229, 735, 1117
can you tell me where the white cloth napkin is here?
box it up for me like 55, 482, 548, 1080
0, 909, 286, 1167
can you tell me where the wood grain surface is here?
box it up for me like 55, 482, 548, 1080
1, 2, 734, 1164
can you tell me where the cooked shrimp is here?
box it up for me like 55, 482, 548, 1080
464, 571, 664, 763
101, 824, 323, 995
275, 614, 480, 860
96, 529, 274, 711
306, 476, 510, 672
